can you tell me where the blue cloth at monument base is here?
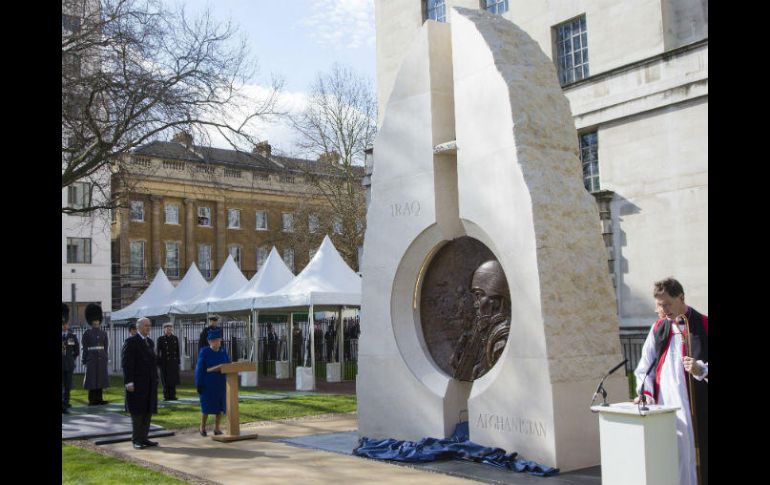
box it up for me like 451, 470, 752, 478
353, 422, 559, 477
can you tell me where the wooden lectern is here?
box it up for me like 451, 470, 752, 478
207, 361, 260, 442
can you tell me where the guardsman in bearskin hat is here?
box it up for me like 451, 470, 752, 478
82, 303, 110, 405
62, 303, 80, 413
156, 322, 180, 401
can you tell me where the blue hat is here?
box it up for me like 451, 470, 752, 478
207, 328, 223, 340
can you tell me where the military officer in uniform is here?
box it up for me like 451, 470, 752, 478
62, 303, 80, 413
198, 315, 220, 351
82, 303, 110, 405
156, 322, 180, 401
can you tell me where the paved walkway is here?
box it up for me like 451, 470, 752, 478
100, 414, 479, 485
96, 413, 601, 485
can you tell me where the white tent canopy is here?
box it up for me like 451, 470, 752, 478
253, 235, 362, 310
209, 247, 295, 314
111, 269, 175, 321
172, 255, 248, 315
139, 263, 209, 317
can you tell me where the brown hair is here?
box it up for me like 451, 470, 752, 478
653, 278, 684, 298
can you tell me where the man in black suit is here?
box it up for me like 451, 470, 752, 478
122, 317, 159, 450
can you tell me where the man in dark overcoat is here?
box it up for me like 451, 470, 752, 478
62, 303, 80, 413
156, 322, 180, 401
122, 317, 159, 449
82, 303, 109, 405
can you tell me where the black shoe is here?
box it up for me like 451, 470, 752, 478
142, 440, 159, 447
133, 442, 147, 450
62, 408, 69, 414
98, 400, 109, 405
199, 428, 207, 437
213, 429, 223, 436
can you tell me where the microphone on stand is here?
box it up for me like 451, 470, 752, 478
591, 359, 628, 409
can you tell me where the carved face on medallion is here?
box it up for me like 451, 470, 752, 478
419, 237, 511, 380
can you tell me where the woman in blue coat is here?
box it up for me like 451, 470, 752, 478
195, 328, 230, 436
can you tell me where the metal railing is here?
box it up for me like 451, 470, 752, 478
69, 315, 361, 382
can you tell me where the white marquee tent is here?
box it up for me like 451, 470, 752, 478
172, 255, 248, 315
251, 235, 362, 390
111, 269, 175, 321
253, 235, 362, 310
140, 263, 209, 317
209, 247, 295, 314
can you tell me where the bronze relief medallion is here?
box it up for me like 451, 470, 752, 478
419, 237, 511, 381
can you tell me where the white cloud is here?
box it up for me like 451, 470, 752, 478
299, 0, 375, 50
196, 83, 309, 156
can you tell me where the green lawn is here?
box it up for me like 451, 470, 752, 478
62, 444, 186, 484
69, 375, 357, 430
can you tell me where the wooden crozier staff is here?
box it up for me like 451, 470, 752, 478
677, 313, 701, 485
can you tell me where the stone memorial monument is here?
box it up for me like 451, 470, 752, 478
357, 7, 627, 472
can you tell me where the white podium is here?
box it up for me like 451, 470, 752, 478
240, 370, 257, 387
275, 361, 290, 379
295, 366, 315, 391
326, 362, 341, 382
591, 402, 679, 485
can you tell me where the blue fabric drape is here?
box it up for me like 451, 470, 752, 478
353, 422, 559, 477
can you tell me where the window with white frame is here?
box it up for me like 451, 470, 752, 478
308, 214, 320, 233
198, 244, 212, 278
165, 242, 180, 277
426, 0, 446, 22
228, 209, 241, 229
283, 248, 295, 273
229, 245, 242, 269
130, 240, 145, 277
255, 210, 268, 230
198, 206, 211, 226
579, 131, 600, 192
66, 237, 91, 263
555, 15, 589, 86
165, 204, 179, 224
282, 212, 294, 232
130, 200, 144, 222
67, 182, 91, 211
333, 216, 343, 235
484, 0, 508, 15
256, 246, 269, 272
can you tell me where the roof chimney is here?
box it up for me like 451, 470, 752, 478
253, 141, 272, 159
317, 150, 340, 164
172, 131, 193, 147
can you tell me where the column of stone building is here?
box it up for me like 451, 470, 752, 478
151, 195, 162, 274
184, 198, 195, 270
216, 200, 226, 270
118, 203, 131, 309
593, 190, 616, 289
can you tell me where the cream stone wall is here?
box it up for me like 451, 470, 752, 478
601, 99, 708, 326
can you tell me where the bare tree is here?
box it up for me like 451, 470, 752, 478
62, 0, 282, 215
290, 64, 377, 270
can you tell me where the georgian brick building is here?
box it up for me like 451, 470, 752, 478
112, 133, 360, 310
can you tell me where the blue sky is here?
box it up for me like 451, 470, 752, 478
163, 0, 376, 154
